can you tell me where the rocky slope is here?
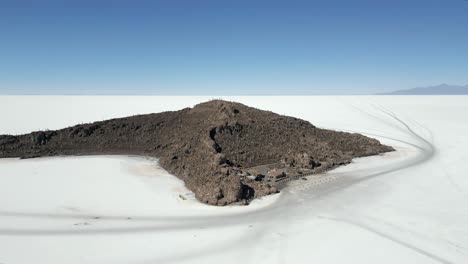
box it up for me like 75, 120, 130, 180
0, 100, 394, 205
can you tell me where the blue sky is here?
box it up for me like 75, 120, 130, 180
0, 0, 467, 95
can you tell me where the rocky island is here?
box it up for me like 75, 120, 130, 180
0, 100, 394, 205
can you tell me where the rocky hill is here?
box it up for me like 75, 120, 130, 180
0, 100, 394, 205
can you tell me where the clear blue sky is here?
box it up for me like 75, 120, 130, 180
1, 0, 467, 95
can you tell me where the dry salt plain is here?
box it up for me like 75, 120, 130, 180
0, 96, 467, 264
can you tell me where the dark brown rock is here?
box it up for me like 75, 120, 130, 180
0, 135, 18, 146
0, 100, 394, 205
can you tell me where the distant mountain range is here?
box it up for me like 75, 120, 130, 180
378, 84, 468, 95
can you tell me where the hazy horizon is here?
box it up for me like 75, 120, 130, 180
1, 83, 468, 95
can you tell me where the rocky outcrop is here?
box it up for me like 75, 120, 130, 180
0, 100, 394, 205
0, 135, 18, 146
281, 152, 321, 169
